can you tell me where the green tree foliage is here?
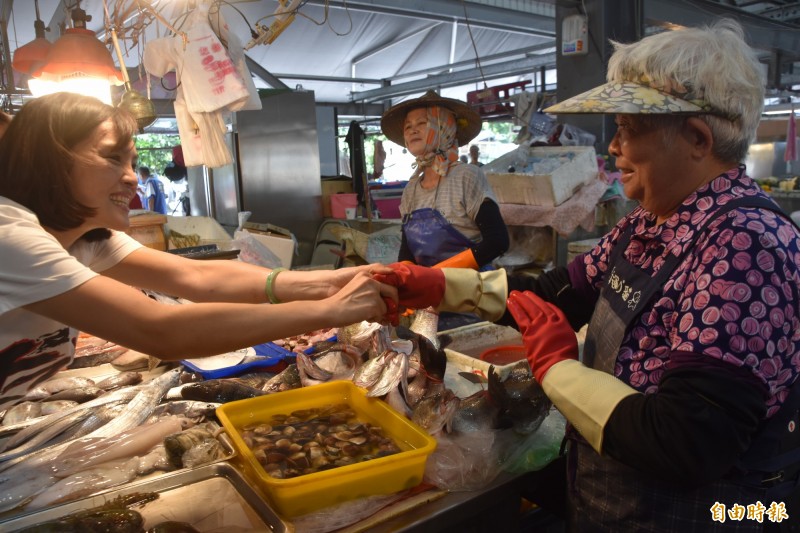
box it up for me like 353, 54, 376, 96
134, 134, 181, 175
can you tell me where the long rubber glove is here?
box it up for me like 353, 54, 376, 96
372, 263, 508, 322
432, 249, 479, 270
506, 290, 637, 453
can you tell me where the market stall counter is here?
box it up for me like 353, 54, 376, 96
0, 322, 568, 532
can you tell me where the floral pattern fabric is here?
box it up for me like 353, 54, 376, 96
582, 166, 800, 417
409, 106, 460, 181
544, 81, 731, 118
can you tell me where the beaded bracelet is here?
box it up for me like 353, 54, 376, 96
265, 267, 286, 304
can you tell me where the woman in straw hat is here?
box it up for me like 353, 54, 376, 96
381, 90, 508, 270
375, 20, 800, 531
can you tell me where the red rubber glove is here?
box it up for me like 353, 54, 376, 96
372, 262, 445, 310
506, 290, 578, 384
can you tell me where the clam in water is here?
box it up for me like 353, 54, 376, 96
239, 403, 401, 479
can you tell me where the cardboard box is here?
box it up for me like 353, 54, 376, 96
322, 180, 354, 217
127, 213, 167, 251
165, 216, 233, 250
242, 221, 296, 269
484, 146, 598, 207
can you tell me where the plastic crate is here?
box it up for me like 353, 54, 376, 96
216, 381, 436, 517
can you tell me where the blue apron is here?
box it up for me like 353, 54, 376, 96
402, 178, 476, 267
568, 195, 800, 532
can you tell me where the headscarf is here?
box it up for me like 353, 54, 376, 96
409, 106, 461, 181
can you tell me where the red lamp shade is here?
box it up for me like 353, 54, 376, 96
12, 37, 52, 75
31, 28, 122, 85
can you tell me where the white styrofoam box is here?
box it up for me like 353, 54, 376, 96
439, 322, 525, 398
249, 233, 295, 269
484, 146, 598, 207
165, 216, 233, 249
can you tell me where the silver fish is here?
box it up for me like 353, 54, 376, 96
352, 350, 393, 390
23, 376, 96, 400
2, 401, 42, 426
94, 371, 143, 391
368, 351, 409, 398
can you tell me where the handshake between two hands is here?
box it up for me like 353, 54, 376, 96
367, 264, 578, 383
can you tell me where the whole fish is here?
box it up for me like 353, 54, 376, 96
68, 347, 129, 369
94, 371, 143, 391
46, 386, 105, 403
262, 363, 301, 394
487, 362, 551, 435
23, 376, 96, 400
151, 400, 221, 420
0, 409, 94, 461
180, 379, 265, 403
2, 401, 42, 426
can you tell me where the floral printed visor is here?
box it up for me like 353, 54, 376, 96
544, 81, 737, 120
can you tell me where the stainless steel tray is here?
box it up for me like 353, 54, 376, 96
0, 461, 289, 532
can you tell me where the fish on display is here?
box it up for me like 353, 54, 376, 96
262, 363, 302, 394
23, 376, 96, 401
94, 371, 143, 391
411, 389, 460, 436
296, 344, 362, 387
450, 390, 501, 433
487, 362, 551, 435
180, 378, 265, 403
163, 421, 225, 469
409, 307, 441, 350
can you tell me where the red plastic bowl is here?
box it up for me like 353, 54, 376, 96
479, 345, 527, 366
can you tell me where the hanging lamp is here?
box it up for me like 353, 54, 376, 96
29, 2, 123, 104
103, 0, 156, 131
12, 0, 52, 75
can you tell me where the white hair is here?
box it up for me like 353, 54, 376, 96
607, 19, 764, 162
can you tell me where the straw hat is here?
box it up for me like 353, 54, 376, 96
381, 90, 482, 147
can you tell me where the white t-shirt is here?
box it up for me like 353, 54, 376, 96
399, 162, 497, 241
0, 198, 142, 410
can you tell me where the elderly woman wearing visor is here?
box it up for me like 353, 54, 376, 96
380, 91, 509, 270
375, 20, 800, 531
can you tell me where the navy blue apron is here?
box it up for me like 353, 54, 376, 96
403, 207, 475, 267
568, 196, 800, 532
402, 176, 476, 267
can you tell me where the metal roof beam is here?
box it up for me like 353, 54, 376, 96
301, 0, 555, 37
644, 0, 800, 59
351, 53, 556, 103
